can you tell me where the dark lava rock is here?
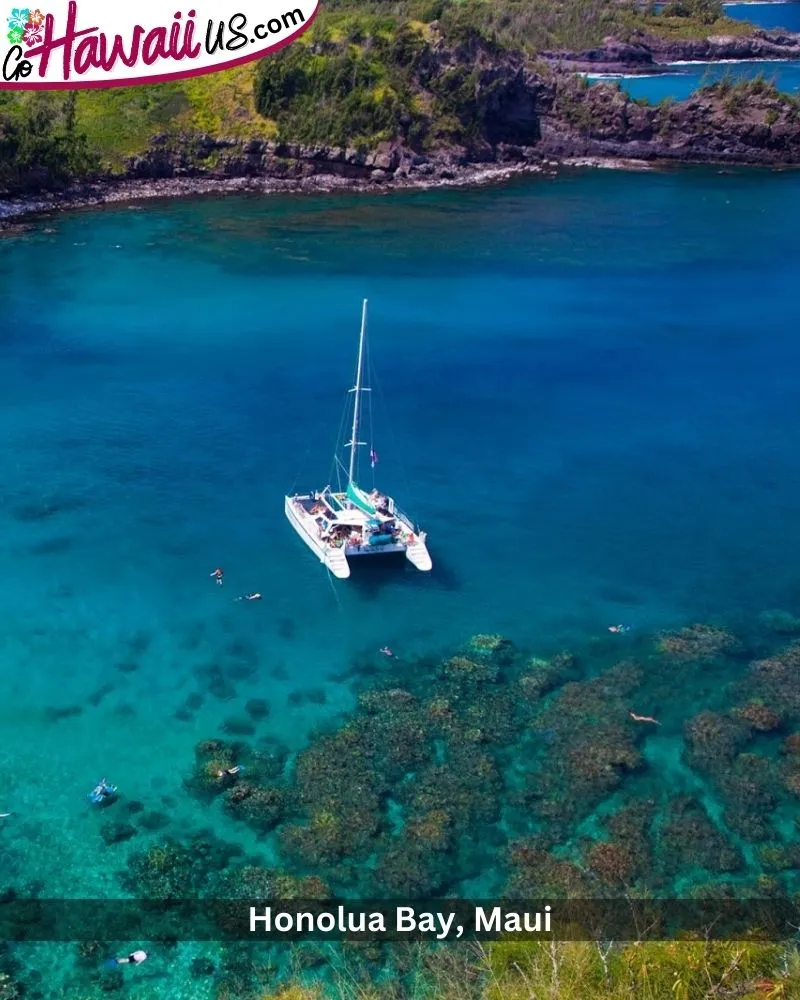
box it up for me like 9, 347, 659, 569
208, 672, 237, 701
222, 716, 255, 736
138, 810, 170, 832
245, 698, 270, 720
189, 956, 215, 977
44, 704, 83, 723
99, 822, 137, 845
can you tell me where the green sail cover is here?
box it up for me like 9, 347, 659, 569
346, 481, 376, 514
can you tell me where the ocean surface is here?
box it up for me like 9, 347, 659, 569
2, 168, 800, 995
724, 1, 800, 32
591, 1, 800, 102
588, 58, 800, 102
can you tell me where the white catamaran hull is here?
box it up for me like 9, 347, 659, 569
284, 493, 432, 580
284, 495, 351, 579
284, 298, 432, 581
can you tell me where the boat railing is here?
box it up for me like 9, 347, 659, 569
392, 502, 418, 533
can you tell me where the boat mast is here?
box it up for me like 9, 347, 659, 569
346, 298, 369, 488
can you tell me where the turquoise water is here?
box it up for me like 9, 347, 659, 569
3, 169, 800, 993
587, 58, 800, 102
594, 1, 800, 103
724, 1, 800, 31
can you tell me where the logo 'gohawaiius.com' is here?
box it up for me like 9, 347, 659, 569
1, 0, 319, 89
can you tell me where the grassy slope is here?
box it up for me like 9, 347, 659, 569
72, 64, 276, 169
0, 0, 760, 180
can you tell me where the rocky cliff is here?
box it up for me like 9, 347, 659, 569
541, 28, 800, 74
2, 29, 800, 220
118, 42, 800, 187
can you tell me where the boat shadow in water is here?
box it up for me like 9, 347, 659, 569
346, 549, 459, 598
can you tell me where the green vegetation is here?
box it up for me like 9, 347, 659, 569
327, 0, 752, 50
72, 64, 278, 170
0, 0, 764, 190
698, 74, 800, 119
249, 938, 800, 999
251, 12, 510, 149
0, 91, 97, 190
253, 14, 413, 147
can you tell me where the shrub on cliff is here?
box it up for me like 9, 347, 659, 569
0, 92, 97, 193
253, 18, 416, 147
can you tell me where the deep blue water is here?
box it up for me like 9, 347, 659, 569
725, 1, 800, 31
587, 58, 800, 102
3, 169, 800, 990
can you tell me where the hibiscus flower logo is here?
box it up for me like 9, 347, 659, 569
7, 6, 29, 43
23, 16, 43, 44
27, 6, 43, 24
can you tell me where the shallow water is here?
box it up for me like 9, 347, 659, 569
2, 168, 800, 994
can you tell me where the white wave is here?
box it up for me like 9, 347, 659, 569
665, 57, 791, 64
582, 71, 682, 79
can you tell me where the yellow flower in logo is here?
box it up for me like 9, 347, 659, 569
27, 7, 43, 24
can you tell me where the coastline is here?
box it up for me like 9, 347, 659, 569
0, 159, 627, 229
0, 153, 782, 230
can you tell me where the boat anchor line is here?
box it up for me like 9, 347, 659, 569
284, 299, 432, 580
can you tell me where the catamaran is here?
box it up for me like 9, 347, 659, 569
284, 299, 432, 580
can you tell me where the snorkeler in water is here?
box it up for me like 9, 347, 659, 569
235, 593, 262, 602
216, 765, 244, 780
379, 647, 395, 658
111, 950, 148, 966
88, 778, 117, 804
608, 624, 632, 634
629, 711, 661, 726
210, 568, 224, 585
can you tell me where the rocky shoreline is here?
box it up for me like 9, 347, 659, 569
3, 24, 800, 229
0, 161, 555, 229
0, 128, 793, 230
541, 28, 800, 75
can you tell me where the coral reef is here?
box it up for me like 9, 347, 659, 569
184, 737, 261, 800
757, 609, 800, 635
733, 701, 782, 733
683, 711, 751, 770
659, 796, 743, 875
656, 623, 741, 662
223, 783, 285, 833
45, 613, 800, 998
585, 841, 637, 886
0, 974, 18, 1000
